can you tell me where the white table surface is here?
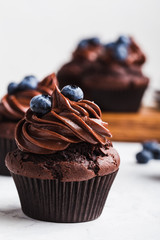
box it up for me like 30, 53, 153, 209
0, 142, 160, 240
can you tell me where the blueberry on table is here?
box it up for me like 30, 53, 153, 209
117, 35, 131, 46
30, 94, 51, 115
143, 141, 159, 151
153, 148, 160, 160
136, 150, 153, 164
18, 75, 38, 90
114, 44, 128, 61
143, 141, 160, 159
61, 85, 84, 102
8, 82, 18, 95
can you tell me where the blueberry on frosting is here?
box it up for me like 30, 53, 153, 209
8, 82, 18, 95
117, 35, 131, 46
88, 37, 100, 45
104, 42, 115, 49
61, 85, 84, 102
18, 75, 38, 91
114, 44, 128, 61
7, 75, 38, 95
78, 39, 88, 49
78, 37, 100, 48
105, 35, 131, 61
30, 94, 51, 115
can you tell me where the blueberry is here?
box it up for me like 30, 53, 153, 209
61, 85, 84, 102
88, 37, 100, 45
78, 37, 100, 48
8, 82, 18, 95
143, 141, 160, 159
30, 94, 51, 115
78, 39, 88, 49
136, 150, 153, 164
117, 35, 131, 46
104, 42, 115, 49
18, 75, 38, 91
114, 44, 128, 61
154, 148, 160, 160
143, 141, 158, 151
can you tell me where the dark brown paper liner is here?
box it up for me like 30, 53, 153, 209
11, 170, 118, 223
85, 87, 147, 112
0, 138, 17, 176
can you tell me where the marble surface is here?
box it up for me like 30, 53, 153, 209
0, 142, 160, 240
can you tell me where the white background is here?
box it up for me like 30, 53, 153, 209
0, 0, 160, 101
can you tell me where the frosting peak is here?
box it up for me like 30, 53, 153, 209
37, 73, 58, 95
73, 38, 103, 61
16, 86, 111, 154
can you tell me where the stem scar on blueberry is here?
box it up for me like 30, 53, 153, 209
30, 94, 52, 116
61, 85, 84, 102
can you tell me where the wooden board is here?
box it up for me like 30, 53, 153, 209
102, 107, 160, 142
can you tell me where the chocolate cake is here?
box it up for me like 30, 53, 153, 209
57, 36, 149, 112
6, 84, 120, 222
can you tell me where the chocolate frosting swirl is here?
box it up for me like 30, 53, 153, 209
16, 86, 111, 154
73, 45, 104, 62
37, 73, 58, 95
126, 37, 146, 65
0, 73, 57, 121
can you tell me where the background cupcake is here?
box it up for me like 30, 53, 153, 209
0, 73, 57, 175
57, 36, 149, 112
6, 84, 120, 223
57, 37, 103, 88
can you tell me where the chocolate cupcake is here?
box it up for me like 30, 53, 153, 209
0, 73, 57, 175
57, 37, 103, 88
57, 36, 149, 112
6, 85, 120, 223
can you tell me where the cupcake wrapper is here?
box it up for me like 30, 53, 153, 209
86, 87, 147, 112
0, 138, 17, 176
11, 170, 118, 223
